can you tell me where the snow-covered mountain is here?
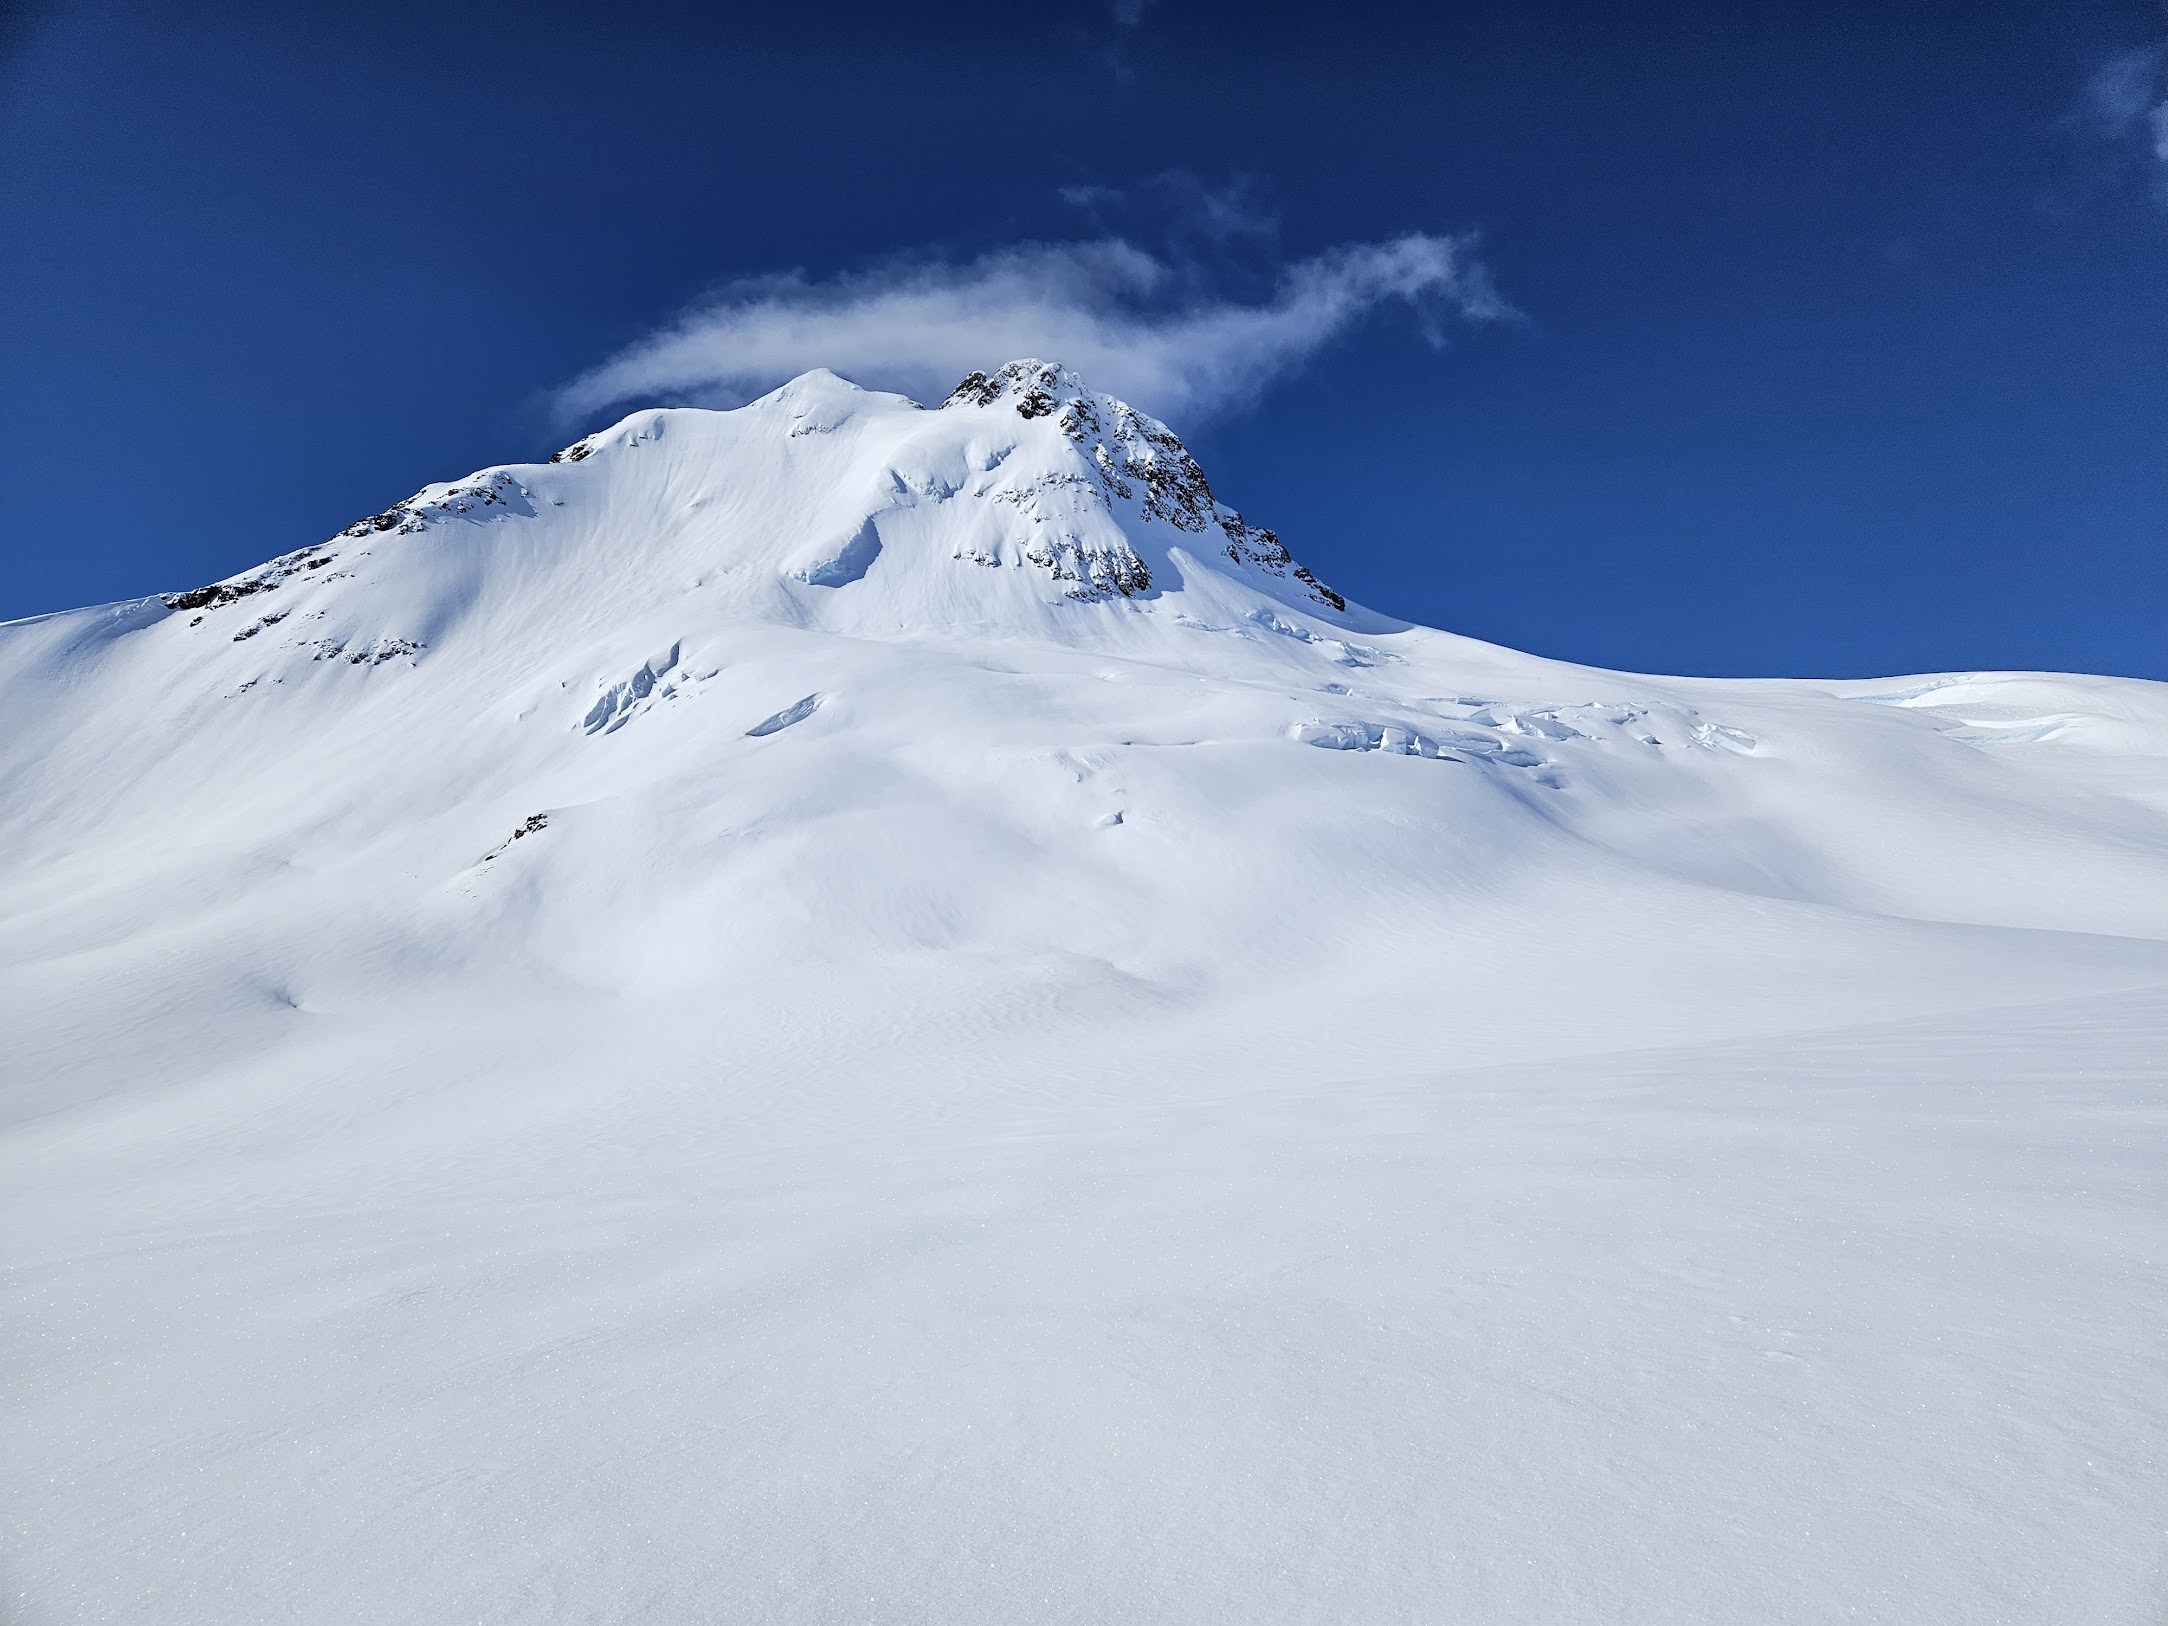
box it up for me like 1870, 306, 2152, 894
5, 362, 2164, 1624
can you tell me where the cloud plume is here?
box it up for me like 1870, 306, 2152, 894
554, 233, 1510, 425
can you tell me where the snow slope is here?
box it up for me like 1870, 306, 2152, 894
4, 361, 2164, 1624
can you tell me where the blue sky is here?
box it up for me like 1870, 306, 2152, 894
3, 0, 2163, 678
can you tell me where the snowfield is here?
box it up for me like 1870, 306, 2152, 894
4, 362, 2163, 1623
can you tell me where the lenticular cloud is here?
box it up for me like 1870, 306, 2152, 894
554, 233, 1510, 422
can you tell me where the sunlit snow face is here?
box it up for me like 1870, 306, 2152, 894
7, 352, 2168, 1626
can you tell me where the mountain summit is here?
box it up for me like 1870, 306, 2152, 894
104, 364, 1372, 755
160, 359, 1352, 660
938, 358, 1345, 610
5, 365, 2166, 1624
4, 356, 2161, 1046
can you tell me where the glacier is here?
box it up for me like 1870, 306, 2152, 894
3, 360, 2163, 1623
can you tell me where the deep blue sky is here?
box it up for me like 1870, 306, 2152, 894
3, 0, 2163, 678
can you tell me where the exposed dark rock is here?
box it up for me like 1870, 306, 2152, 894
342, 508, 408, 538
940, 361, 1357, 607
1222, 515, 1345, 611
943, 371, 1003, 408
1293, 565, 1346, 612
163, 579, 271, 612
163, 544, 341, 615
1024, 536, 1152, 601
304, 636, 423, 666
481, 812, 550, 862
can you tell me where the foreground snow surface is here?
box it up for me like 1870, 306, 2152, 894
4, 367, 2164, 1622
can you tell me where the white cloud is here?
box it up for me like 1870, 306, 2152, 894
554, 233, 1511, 426
2082, 45, 2168, 178
2085, 46, 2161, 128
1061, 172, 1280, 245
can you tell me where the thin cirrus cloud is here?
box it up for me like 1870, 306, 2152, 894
2082, 44, 2168, 183
553, 233, 1512, 426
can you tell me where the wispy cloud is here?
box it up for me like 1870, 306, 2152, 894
1060, 173, 1280, 247
555, 233, 1511, 426
2080, 43, 2168, 192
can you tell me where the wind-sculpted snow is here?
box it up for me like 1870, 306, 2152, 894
745, 691, 823, 737
581, 640, 714, 735
3, 364, 2166, 1625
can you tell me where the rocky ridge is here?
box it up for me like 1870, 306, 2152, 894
943, 360, 1345, 609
